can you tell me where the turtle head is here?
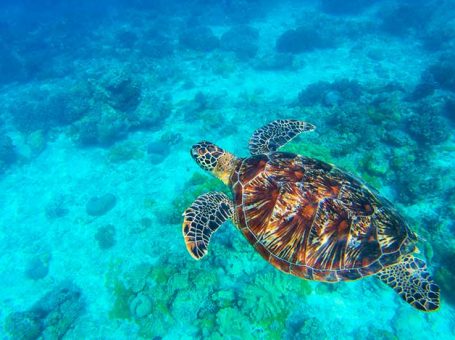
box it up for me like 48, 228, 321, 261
191, 141, 238, 185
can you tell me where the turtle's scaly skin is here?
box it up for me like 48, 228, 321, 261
230, 152, 417, 282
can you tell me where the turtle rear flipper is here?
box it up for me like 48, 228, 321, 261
182, 192, 233, 260
249, 119, 315, 155
376, 255, 440, 312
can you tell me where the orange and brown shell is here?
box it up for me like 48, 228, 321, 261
230, 152, 417, 282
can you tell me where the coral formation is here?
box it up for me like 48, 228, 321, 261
95, 224, 117, 250
297, 79, 363, 107
407, 102, 450, 146
7, 80, 91, 133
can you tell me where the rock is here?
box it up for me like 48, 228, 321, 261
147, 140, 170, 164
25, 254, 51, 280
86, 193, 116, 216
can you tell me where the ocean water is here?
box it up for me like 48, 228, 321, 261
0, 0, 454, 339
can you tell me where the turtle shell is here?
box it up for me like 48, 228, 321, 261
229, 152, 417, 282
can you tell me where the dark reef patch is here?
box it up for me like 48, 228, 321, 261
95, 224, 117, 250
276, 26, 336, 54
179, 26, 219, 52
5, 80, 91, 133
297, 79, 363, 107
425, 55, 455, 93
86, 194, 117, 217
380, 3, 434, 36
5, 281, 84, 339
220, 25, 259, 60
0, 135, 17, 172
407, 102, 450, 146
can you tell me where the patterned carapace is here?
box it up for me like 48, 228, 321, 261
229, 152, 417, 282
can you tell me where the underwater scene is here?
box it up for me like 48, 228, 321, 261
0, 0, 454, 339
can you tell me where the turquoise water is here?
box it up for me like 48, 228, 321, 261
1, 0, 454, 338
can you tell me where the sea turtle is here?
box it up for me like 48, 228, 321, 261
182, 119, 440, 311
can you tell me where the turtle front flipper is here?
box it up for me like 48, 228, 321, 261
376, 255, 440, 312
249, 119, 315, 155
182, 192, 233, 260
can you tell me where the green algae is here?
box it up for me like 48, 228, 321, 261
165, 172, 230, 224
109, 281, 133, 320
107, 141, 144, 163
282, 140, 334, 163
238, 271, 312, 331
